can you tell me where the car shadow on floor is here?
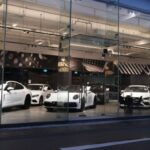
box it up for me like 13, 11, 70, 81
2, 107, 29, 112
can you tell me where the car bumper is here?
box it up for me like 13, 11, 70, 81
119, 96, 150, 108
44, 101, 80, 109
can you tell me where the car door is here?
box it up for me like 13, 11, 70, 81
3, 82, 17, 108
14, 82, 26, 105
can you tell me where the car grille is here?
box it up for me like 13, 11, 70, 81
119, 96, 141, 105
64, 102, 77, 107
44, 102, 77, 107
143, 102, 150, 105
44, 102, 57, 107
132, 97, 141, 105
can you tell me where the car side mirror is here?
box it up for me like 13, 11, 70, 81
7, 87, 14, 92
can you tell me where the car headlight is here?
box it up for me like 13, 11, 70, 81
32, 94, 39, 98
46, 94, 51, 99
73, 95, 79, 100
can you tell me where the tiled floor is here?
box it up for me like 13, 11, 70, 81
1, 101, 150, 124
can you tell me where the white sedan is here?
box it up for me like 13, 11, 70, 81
119, 85, 150, 108
28, 84, 53, 105
0, 81, 32, 109
44, 86, 97, 111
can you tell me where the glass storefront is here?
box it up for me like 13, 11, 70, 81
0, 0, 150, 125
118, 1, 150, 116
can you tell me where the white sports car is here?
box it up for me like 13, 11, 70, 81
119, 85, 150, 108
44, 86, 97, 111
28, 84, 53, 105
0, 81, 31, 109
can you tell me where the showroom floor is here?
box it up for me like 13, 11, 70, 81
1, 101, 150, 124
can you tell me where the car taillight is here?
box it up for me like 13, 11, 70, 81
73, 95, 79, 100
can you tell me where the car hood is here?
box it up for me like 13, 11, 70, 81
121, 92, 148, 98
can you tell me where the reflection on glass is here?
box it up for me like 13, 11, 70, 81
1, 0, 72, 125
1, 0, 150, 126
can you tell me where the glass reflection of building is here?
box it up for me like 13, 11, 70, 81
0, 0, 150, 126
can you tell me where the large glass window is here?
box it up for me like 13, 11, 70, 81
0, 0, 72, 124
118, 2, 150, 116
1, 0, 150, 126
69, 0, 119, 120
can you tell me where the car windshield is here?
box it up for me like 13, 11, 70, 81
28, 85, 43, 90
125, 86, 148, 92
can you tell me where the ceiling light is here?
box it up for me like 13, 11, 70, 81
122, 11, 139, 21
135, 40, 149, 45
61, 58, 66, 62
108, 49, 135, 56
128, 12, 136, 18
12, 23, 18, 27
50, 44, 59, 48
35, 39, 44, 45
71, 43, 101, 50
62, 32, 68, 36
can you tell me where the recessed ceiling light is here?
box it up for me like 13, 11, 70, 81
35, 39, 44, 45
122, 11, 139, 21
12, 23, 18, 27
50, 44, 59, 48
37, 41, 43, 45
61, 58, 66, 62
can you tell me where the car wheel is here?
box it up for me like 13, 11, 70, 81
80, 98, 85, 112
39, 96, 43, 106
23, 95, 31, 109
92, 96, 97, 108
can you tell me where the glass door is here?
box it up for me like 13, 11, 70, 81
118, 2, 150, 116
69, 0, 119, 120
1, 0, 72, 125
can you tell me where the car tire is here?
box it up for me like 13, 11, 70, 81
23, 95, 31, 109
39, 96, 43, 106
92, 96, 97, 108
80, 98, 85, 112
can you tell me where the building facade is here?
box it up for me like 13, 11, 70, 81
0, 0, 150, 126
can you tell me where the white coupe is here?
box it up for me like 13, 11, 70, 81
119, 85, 150, 108
0, 81, 31, 109
44, 86, 97, 111
28, 84, 53, 105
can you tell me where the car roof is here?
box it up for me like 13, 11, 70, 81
5, 81, 25, 87
128, 85, 148, 87
6, 80, 22, 84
